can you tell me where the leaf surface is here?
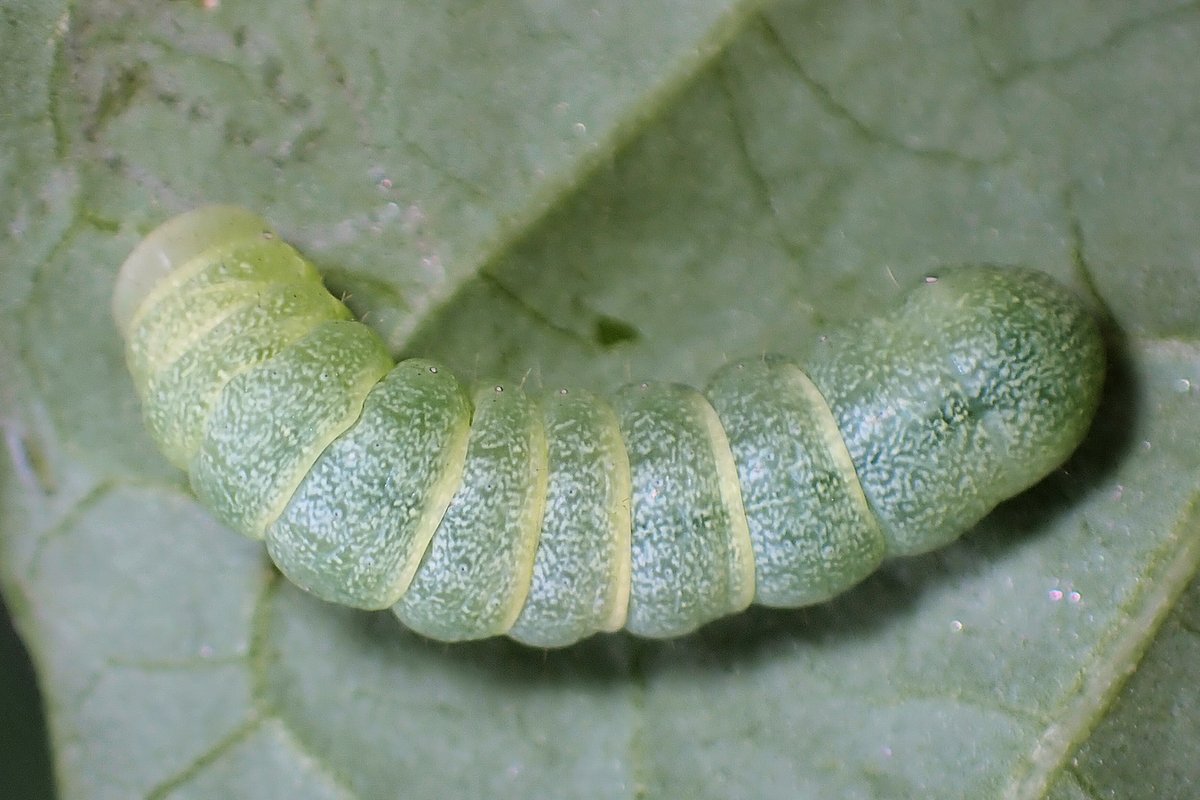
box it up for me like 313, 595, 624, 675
3, 2, 1200, 798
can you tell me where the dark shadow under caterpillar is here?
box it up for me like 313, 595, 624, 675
112, 206, 1105, 647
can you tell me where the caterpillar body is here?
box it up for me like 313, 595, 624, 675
113, 206, 1105, 647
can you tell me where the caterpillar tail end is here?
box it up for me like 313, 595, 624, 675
112, 206, 273, 338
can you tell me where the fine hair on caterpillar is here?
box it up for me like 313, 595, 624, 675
113, 206, 1105, 647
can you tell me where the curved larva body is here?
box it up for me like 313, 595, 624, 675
113, 206, 1105, 647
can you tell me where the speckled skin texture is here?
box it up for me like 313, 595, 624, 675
805, 269, 1106, 557
266, 359, 472, 609
705, 357, 885, 606
116, 207, 1105, 646
612, 382, 754, 638
393, 385, 550, 640
508, 389, 632, 647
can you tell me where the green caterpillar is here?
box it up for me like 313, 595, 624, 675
113, 206, 1105, 647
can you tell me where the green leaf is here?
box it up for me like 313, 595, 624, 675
1048, 568, 1200, 799
3, 1, 1200, 799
